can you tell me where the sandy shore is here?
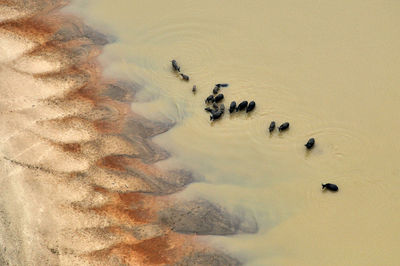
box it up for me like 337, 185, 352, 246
0, 1, 256, 265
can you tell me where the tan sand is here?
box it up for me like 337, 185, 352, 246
0, 1, 255, 265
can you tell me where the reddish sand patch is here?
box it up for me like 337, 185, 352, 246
0, 1, 243, 265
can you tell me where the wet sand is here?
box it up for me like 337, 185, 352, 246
0, 1, 255, 265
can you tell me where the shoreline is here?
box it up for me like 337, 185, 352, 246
0, 1, 256, 265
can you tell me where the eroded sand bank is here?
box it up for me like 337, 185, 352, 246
0, 1, 256, 265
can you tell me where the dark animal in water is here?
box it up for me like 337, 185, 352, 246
180, 73, 189, 81
204, 107, 213, 113
213, 85, 220, 95
305, 138, 315, 149
215, 83, 229, 87
236, 101, 248, 111
213, 83, 229, 94
278, 122, 290, 131
212, 104, 219, 113
322, 183, 339, 192
171, 60, 180, 72
229, 101, 236, 113
269, 121, 276, 132
210, 110, 223, 121
192, 85, 197, 93
214, 94, 224, 103
246, 101, 255, 113
205, 95, 214, 103
219, 104, 225, 114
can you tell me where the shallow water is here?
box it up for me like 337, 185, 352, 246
69, 1, 400, 265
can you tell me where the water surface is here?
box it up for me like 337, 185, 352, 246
69, 1, 400, 265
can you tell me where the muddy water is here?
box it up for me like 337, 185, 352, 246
68, 1, 400, 265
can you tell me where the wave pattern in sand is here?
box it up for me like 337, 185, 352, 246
0, 1, 258, 265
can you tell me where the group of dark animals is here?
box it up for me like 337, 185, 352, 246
204, 86, 256, 121
171, 60, 338, 192
171, 60, 189, 81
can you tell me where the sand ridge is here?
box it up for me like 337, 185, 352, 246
0, 1, 257, 265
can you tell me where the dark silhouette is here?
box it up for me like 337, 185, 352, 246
215, 83, 229, 87
171, 60, 180, 72
269, 121, 276, 132
305, 138, 315, 149
204, 107, 213, 113
210, 110, 223, 121
236, 101, 248, 111
180, 73, 189, 81
246, 101, 255, 113
322, 183, 339, 192
229, 101, 236, 113
219, 104, 225, 114
213, 85, 220, 95
278, 122, 290, 131
214, 94, 224, 103
192, 85, 197, 93
205, 95, 214, 104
